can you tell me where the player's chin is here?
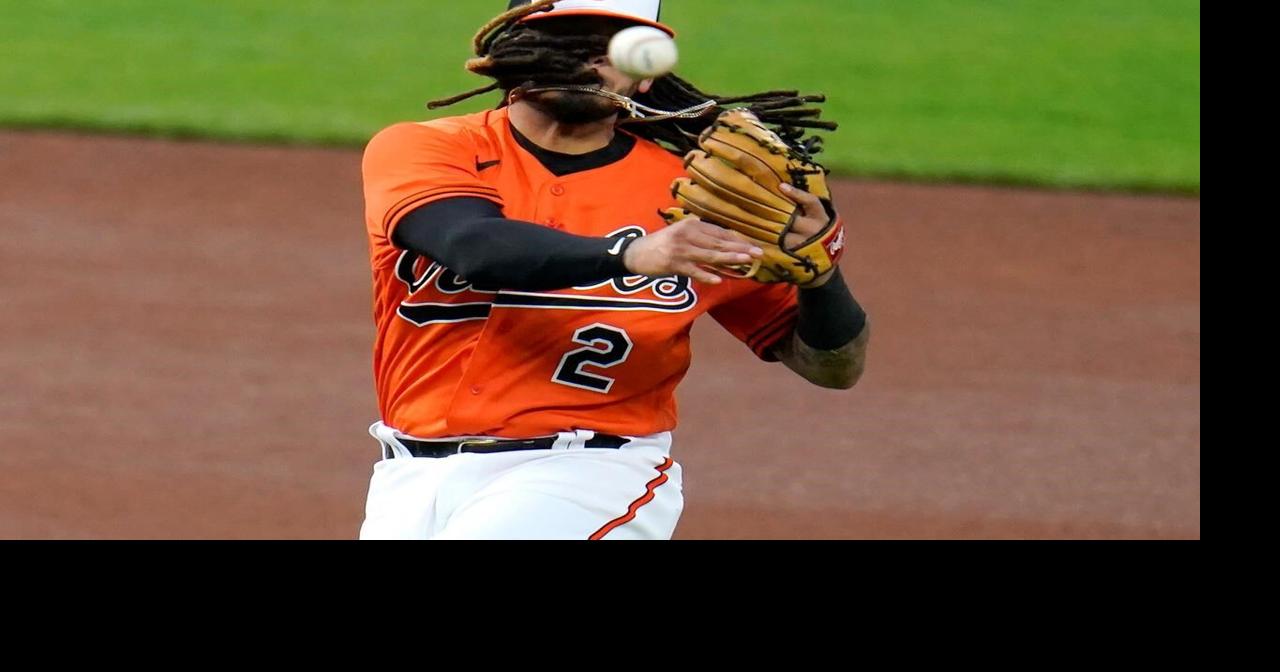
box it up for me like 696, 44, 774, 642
528, 90, 620, 124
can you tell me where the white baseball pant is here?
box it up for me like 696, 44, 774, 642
359, 422, 684, 540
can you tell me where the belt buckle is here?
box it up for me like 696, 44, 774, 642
455, 439, 499, 454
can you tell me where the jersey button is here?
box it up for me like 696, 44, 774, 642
550, 184, 566, 196
470, 385, 482, 395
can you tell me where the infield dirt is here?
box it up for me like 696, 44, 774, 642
0, 131, 1200, 539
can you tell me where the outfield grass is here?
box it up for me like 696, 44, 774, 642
0, 0, 1199, 192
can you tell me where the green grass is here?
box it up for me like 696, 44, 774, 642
0, 0, 1199, 192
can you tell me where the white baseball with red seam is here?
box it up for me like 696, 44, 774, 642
608, 26, 678, 79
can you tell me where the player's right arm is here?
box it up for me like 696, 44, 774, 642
622, 216, 763, 285
363, 122, 757, 290
394, 200, 760, 289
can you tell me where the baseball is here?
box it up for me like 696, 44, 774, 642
608, 26, 678, 79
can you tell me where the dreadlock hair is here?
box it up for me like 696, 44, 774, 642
428, 0, 839, 161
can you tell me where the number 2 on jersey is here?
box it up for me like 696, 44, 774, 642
552, 324, 633, 394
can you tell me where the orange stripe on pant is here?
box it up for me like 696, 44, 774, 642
589, 457, 675, 540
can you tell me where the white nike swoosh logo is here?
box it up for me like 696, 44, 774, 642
607, 239, 626, 256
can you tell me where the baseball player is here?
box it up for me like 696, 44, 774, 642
358, 0, 869, 540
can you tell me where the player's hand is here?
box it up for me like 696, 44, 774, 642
623, 216, 764, 285
780, 183, 831, 250
781, 183, 838, 288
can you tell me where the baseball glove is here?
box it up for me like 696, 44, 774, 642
662, 108, 846, 287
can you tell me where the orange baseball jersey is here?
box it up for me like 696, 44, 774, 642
362, 108, 799, 438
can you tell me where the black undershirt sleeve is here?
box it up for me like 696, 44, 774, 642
795, 269, 868, 351
398, 196, 867, 349
391, 197, 633, 291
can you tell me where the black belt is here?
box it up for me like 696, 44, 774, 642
392, 433, 631, 459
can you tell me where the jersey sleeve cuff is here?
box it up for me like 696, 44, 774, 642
746, 306, 799, 362
383, 187, 504, 239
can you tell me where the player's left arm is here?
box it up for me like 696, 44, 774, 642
770, 269, 869, 389
769, 187, 868, 389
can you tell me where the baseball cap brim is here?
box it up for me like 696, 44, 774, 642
520, 10, 676, 37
